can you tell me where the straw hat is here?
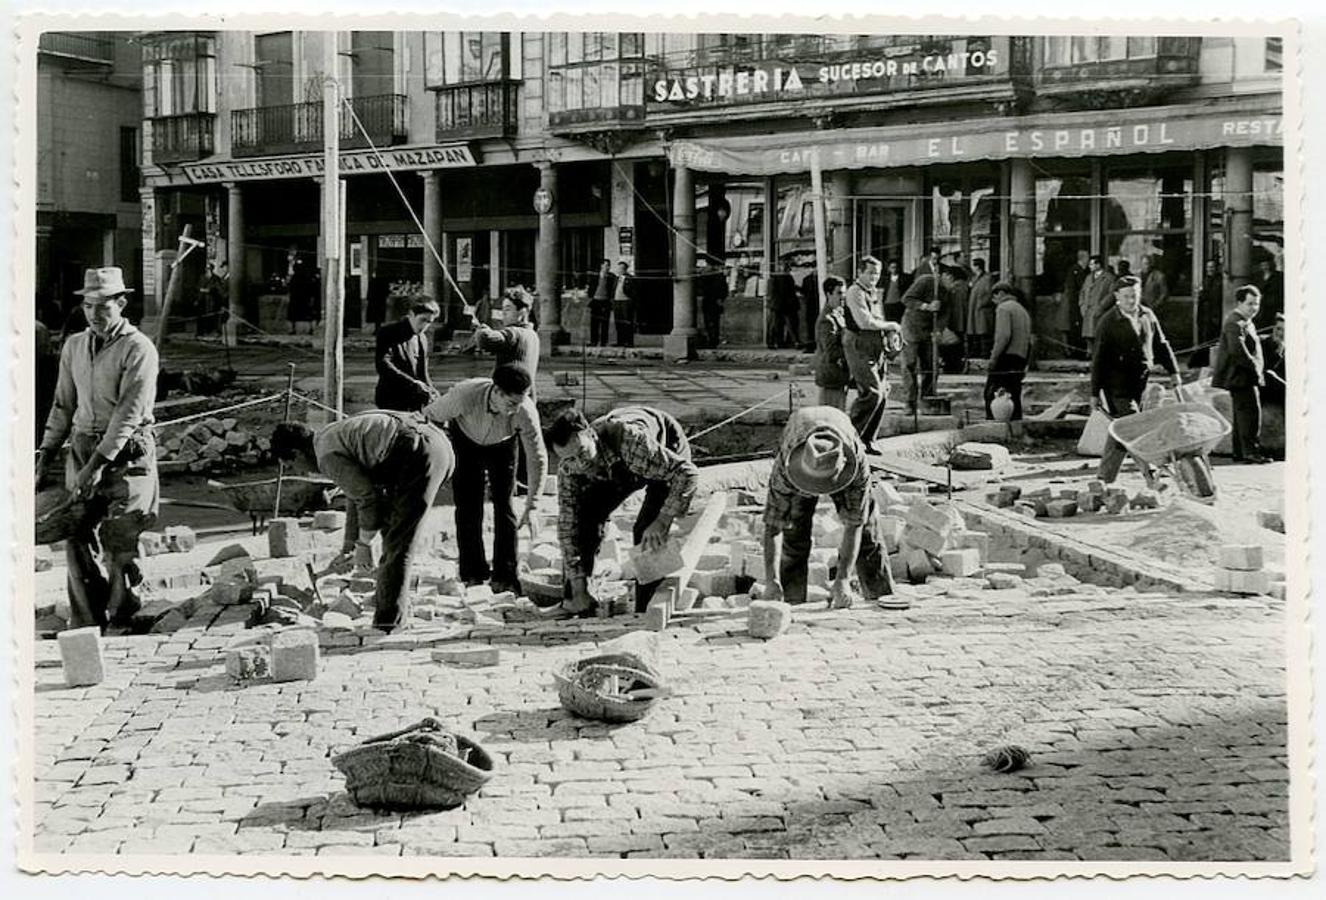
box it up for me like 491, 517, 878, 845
785, 427, 860, 496
74, 267, 133, 299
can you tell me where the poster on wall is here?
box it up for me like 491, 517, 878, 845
456, 237, 473, 282
618, 226, 634, 258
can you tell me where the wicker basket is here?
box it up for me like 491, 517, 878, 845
553, 653, 666, 724
34, 487, 104, 546
331, 717, 494, 811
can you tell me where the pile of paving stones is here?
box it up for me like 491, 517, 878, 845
155, 415, 271, 475
987, 480, 1159, 519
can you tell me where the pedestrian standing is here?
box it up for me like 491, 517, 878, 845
767, 260, 800, 348
37, 267, 159, 630
474, 287, 540, 380
1211, 285, 1268, 463
287, 255, 316, 334
881, 259, 909, 322
799, 267, 821, 352
1252, 257, 1284, 331
1061, 250, 1090, 358
196, 262, 221, 337
366, 268, 390, 334
841, 256, 892, 446
611, 260, 636, 347
374, 295, 439, 412
940, 265, 969, 374
1078, 254, 1117, 355
423, 364, 548, 593
1262, 313, 1286, 410
967, 258, 996, 359
900, 270, 950, 414
588, 259, 614, 347
983, 282, 1032, 421
547, 406, 698, 616
760, 405, 898, 609
813, 277, 850, 411
1091, 275, 1181, 485
271, 412, 455, 632
1195, 259, 1225, 360
699, 257, 728, 348
1140, 254, 1170, 312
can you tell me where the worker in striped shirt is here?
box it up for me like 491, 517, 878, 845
547, 406, 698, 617
422, 363, 547, 594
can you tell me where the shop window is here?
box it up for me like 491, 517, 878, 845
424, 32, 509, 86
255, 32, 294, 108
1253, 163, 1285, 274
1104, 162, 1194, 295
1047, 35, 1158, 65
546, 32, 645, 113
559, 227, 605, 293
1265, 37, 1283, 73
1034, 172, 1092, 295
145, 33, 217, 116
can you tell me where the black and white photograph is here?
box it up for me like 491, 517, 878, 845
7, 12, 1313, 881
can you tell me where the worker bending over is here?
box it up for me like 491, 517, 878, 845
546, 406, 698, 617
271, 411, 454, 632
762, 405, 899, 610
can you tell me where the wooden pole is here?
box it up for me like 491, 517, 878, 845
153, 224, 196, 347
271, 362, 298, 525
322, 32, 344, 417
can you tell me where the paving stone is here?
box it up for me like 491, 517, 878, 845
57, 627, 104, 687
270, 630, 319, 682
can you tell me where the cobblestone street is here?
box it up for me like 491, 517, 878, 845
27, 570, 1288, 865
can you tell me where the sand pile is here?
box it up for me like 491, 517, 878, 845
1127, 412, 1225, 458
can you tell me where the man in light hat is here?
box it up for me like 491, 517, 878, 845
36, 267, 160, 630
761, 405, 899, 610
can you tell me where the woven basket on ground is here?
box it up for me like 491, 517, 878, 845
553, 652, 667, 724
331, 717, 494, 811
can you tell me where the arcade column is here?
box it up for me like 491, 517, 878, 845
1009, 159, 1037, 310
1224, 147, 1254, 316
225, 182, 244, 347
535, 161, 567, 353
665, 163, 698, 361
422, 171, 443, 311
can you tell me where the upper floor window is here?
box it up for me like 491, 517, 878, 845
255, 32, 295, 108
1265, 37, 1283, 72
1046, 36, 1158, 66
546, 32, 645, 113
144, 33, 216, 116
350, 31, 396, 97
425, 32, 519, 86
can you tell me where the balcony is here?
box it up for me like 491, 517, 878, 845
150, 112, 216, 164
644, 36, 1031, 124
1038, 37, 1202, 103
39, 31, 115, 66
434, 81, 519, 141
231, 94, 408, 158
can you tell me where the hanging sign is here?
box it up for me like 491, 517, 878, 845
533, 187, 555, 215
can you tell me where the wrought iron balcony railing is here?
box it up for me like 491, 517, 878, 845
39, 31, 116, 66
150, 112, 216, 164
231, 94, 409, 157
434, 81, 519, 141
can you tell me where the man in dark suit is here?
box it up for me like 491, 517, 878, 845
1090, 275, 1181, 484
1252, 257, 1284, 332
374, 295, 439, 411
1211, 285, 1268, 463
899, 268, 952, 413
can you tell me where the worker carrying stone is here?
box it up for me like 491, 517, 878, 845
270, 411, 454, 633
36, 266, 160, 631
546, 406, 699, 617
761, 405, 898, 610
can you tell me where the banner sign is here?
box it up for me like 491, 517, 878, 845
178, 144, 477, 185
667, 107, 1283, 176
649, 42, 1000, 109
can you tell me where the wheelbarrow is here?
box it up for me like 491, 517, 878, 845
208, 475, 337, 534
1107, 393, 1230, 503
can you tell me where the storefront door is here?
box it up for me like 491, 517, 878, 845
856, 200, 910, 270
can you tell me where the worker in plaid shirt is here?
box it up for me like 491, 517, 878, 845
547, 406, 698, 617
762, 405, 900, 610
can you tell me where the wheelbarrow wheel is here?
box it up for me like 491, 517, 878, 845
1175, 455, 1216, 501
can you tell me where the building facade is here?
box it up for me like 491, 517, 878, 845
36, 31, 144, 328
136, 31, 1285, 354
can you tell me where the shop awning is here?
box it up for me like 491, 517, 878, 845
665, 100, 1283, 176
